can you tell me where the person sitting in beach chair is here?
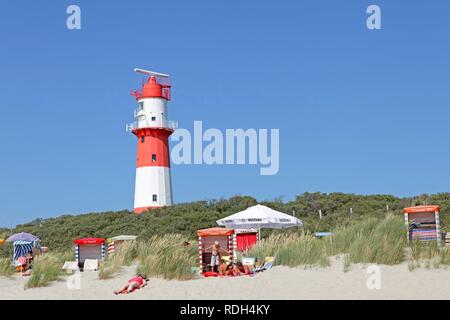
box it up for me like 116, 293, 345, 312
14, 256, 32, 276
114, 274, 148, 295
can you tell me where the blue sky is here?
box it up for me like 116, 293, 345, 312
0, 1, 449, 227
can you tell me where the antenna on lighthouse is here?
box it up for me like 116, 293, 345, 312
134, 68, 170, 78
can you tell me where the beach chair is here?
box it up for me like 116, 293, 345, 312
83, 259, 99, 271
254, 257, 275, 273
62, 261, 79, 271
242, 257, 256, 267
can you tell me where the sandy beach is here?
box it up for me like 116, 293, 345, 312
1, 257, 449, 300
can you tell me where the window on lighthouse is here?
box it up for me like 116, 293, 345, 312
152, 154, 157, 162
141, 136, 145, 143
151, 116, 156, 121
152, 194, 157, 202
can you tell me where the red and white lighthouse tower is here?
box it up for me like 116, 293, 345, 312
127, 68, 177, 214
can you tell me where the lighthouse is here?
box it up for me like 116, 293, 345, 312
127, 68, 177, 214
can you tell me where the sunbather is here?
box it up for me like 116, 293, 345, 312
114, 274, 148, 295
225, 264, 235, 276
219, 259, 227, 276
233, 262, 253, 275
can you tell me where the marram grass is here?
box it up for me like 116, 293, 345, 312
0, 258, 14, 277
249, 233, 329, 268
249, 215, 411, 269
25, 252, 69, 289
99, 241, 138, 279
136, 234, 197, 281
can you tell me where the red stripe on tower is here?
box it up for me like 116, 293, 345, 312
127, 68, 177, 214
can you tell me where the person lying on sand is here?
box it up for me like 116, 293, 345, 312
225, 264, 235, 276
114, 274, 148, 295
232, 262, 253, 276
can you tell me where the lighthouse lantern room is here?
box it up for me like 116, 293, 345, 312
127, 68, 177, 214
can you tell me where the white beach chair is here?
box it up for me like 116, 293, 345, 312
62, 261, 79, 271
83, 259, 99, 271
242, 257, 256, 267
254, 257, 275, 273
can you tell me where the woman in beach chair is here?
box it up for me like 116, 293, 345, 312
114, 274, 148, 295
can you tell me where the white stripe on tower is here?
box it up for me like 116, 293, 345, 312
134, 167, 173, 208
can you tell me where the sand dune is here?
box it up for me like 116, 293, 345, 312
1, 258, 449, 300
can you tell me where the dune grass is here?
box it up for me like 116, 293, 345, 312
249, 215, 409, 269
0, 258, 15, 277
408, 241, 450, 270
330, 214, 407, 265
136, 234, 197, 281
25, 252, 69, 289
249, 233, 329, 268
99, 241, 138, 279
